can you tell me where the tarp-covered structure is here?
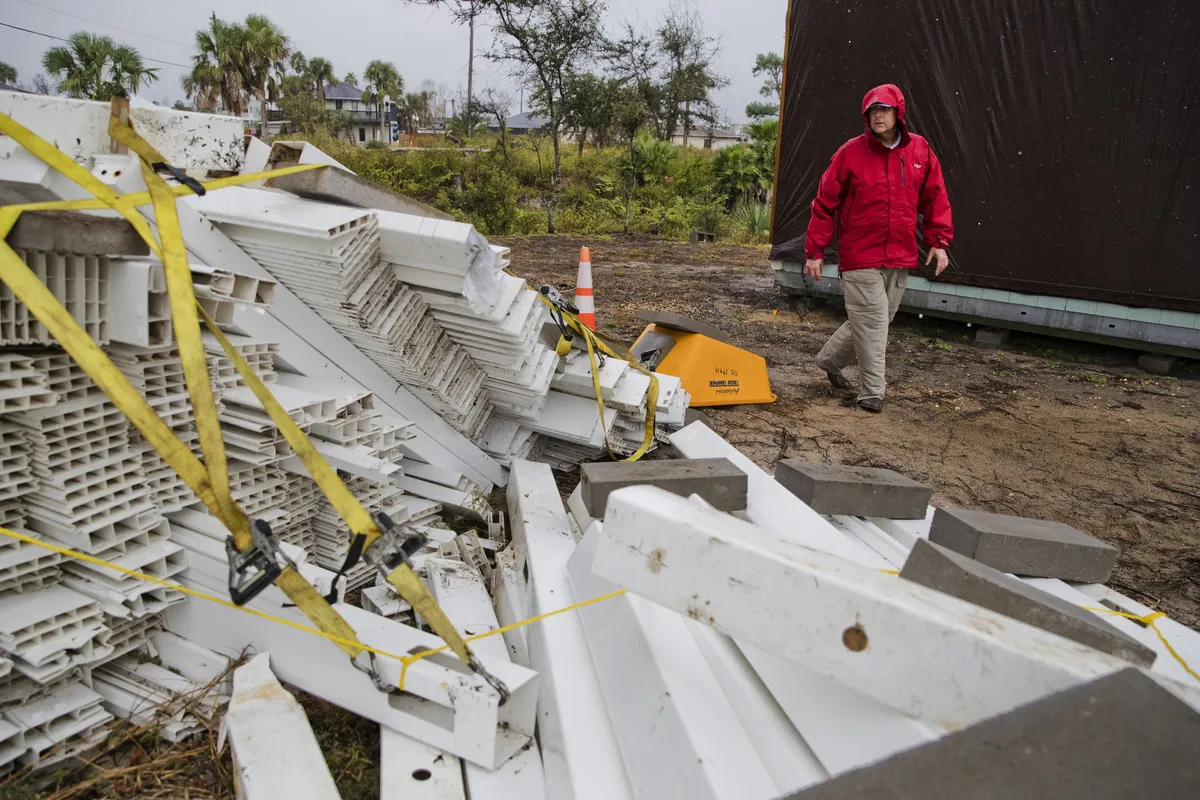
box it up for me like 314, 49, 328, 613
770, 0, 1200, 312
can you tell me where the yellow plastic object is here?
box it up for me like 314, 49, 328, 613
635, 324, 776, 407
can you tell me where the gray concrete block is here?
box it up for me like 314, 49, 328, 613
1138, 352, 1176, 375
786, 668, 1200, 800
900, 539, 1155, 666
635, 310, 731, 343
974, 327, 1010, 346
929, 507, 1117, 583
579, 458, 747, 518
683, 408, 715, 430
7, 211, 150, 256
774, 460, 932, 519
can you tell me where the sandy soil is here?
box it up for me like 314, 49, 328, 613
500, 234, 1200, 630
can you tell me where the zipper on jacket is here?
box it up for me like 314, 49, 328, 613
900, 156, 906, 188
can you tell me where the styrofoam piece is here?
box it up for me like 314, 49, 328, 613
221, 653, 340, 799
593, 487, 1154, 732
669, 422, 887, 566
567, 524, 777, 800
166, 595, 537, 768
688, 627, 827, 793
380, 728, 467, 800
507, 460, 633, 800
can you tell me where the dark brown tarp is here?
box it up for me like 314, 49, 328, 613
770, 0, 1200, 312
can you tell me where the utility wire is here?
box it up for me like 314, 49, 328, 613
0, 20, 192, 68
14, 0, 193, 48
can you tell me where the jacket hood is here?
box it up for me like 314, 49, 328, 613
862, 84, 907, 139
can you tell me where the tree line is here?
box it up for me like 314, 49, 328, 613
1, 0, 786, 239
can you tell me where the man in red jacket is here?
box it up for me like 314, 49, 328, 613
805, 83, 954, 413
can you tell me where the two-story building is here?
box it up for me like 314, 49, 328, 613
322, 81, 397, 146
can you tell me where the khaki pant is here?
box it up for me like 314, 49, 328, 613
815, 268, 909, 401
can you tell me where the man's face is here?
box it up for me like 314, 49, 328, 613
869, 105, 897, 136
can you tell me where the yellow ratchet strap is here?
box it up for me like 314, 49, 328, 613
0, 107, 480, 674
106, 114, 480, 669
536, 293, 659, 461
0, 109, 364, 658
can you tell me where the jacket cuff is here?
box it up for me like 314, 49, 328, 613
805, 246, 824, 260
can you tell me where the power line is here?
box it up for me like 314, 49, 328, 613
134, 0, 209, 19
0, 20, 192, 68
14, 0, 194, 48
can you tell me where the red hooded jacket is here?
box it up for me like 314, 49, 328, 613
805, 84, 954, 270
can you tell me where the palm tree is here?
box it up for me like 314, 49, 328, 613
183, 15, 246, 113
243, 15, 290, 129
342, 72, 357, 87
362, 60, 401, 144
289, 51, 308, 77
308, 57, 335, 101
399, 92, 428, 134
43, 32, 158, 100
0, 62, 16, 84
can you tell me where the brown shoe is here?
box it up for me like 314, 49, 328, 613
825, 370, 853, 390
856, 397, 884, 413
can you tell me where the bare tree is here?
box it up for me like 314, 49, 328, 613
473, 87, 513, 160
657, 0, 724, 142
482, 0, 605, 233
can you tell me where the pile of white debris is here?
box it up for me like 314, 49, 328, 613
0, 90, 692, 782
1, 91, 1198, 800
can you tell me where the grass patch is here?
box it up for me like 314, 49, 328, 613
1080, 372, 1108, 384
298, 693, 380, 800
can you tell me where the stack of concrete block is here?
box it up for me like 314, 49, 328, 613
189, 187, 495, 443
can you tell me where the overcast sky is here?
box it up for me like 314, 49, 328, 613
2, 0, 788, 123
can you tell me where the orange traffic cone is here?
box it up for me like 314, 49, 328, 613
575, 246, 596, 330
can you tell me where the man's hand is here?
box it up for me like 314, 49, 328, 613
926, 247, 950, 276
805, 258, 824, 281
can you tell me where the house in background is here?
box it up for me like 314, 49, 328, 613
323, 81, 396, 146
670, 127, 749, 150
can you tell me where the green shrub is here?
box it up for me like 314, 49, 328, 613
267, 129, 778, 241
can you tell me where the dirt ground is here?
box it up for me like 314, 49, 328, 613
499, 234, 1200, 631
